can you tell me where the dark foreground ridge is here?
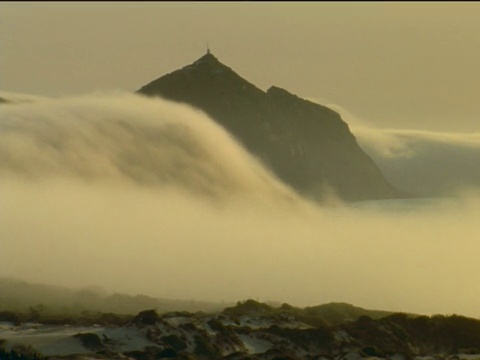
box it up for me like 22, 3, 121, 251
137, 52, 407, 202
2, 300, 480, 360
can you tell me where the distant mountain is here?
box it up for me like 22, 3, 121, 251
301, 302, 394, 326
223, 299, 393, 327
0, 278, 223, 316
137, 52, 405, 202
0, 278, 391, 326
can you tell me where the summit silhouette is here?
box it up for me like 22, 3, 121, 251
137, 52, 405, 202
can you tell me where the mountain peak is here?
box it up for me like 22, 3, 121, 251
137, 54, 406, 202
138, 51, 264, 102
182, 51, 231, 74
194, 51, 218, 64
267, 85, 299, 99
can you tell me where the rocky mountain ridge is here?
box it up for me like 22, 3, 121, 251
137, 52, 406, 202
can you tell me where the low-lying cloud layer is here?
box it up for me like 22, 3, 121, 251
354, 127, 480, 197
1, 93, 480, 319
0, 92, 297, 202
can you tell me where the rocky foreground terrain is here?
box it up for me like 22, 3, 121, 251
2, 300, 480, 360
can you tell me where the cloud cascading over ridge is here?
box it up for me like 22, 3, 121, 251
0, 92, 297, 202
353, 127, 480, 196
329, 103, 480, 196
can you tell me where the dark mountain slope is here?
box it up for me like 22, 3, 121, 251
137, 52, 405, 202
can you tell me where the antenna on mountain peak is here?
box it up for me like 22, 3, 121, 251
206, 42, 210, 54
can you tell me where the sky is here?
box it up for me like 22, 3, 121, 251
1, 2, 480, 132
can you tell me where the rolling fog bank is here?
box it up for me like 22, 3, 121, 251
1, 93, 479, 318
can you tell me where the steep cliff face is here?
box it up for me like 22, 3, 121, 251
137, 52, 404, 201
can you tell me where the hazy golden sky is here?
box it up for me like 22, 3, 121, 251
1, 2, 480, 131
